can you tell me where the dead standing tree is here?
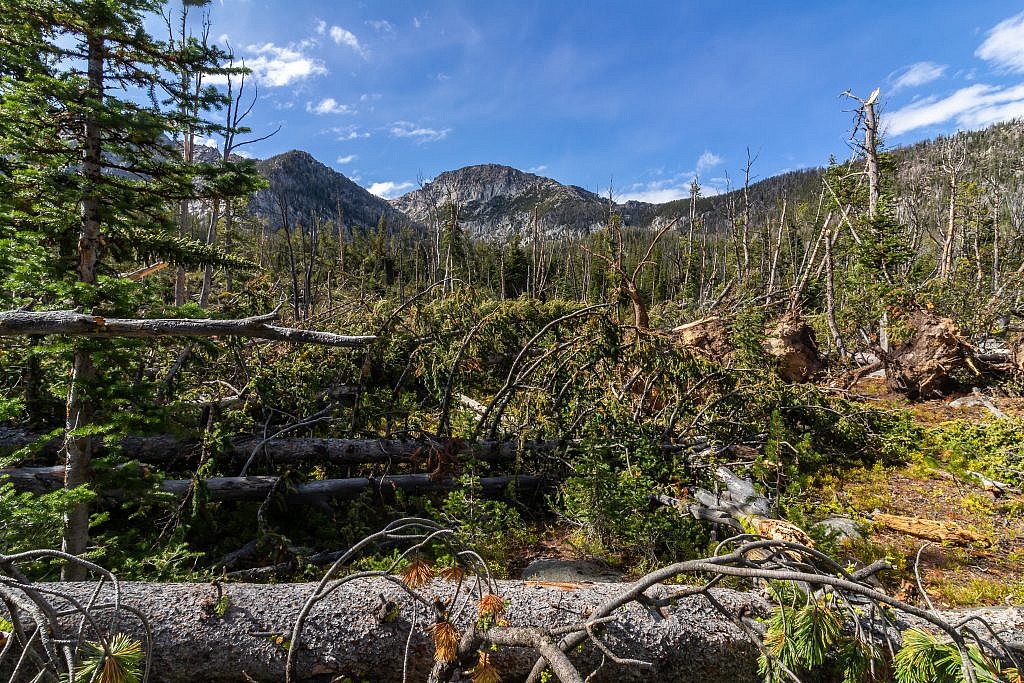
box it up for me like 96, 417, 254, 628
582, 212, 679, 331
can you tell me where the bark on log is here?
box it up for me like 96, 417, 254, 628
0, 309, 374, 347
47, 579, 770, 683
0, 467, 546, 505
0, 429, 563, 465
0, 429, 710, 467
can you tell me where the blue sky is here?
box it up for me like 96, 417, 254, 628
191, 1, 1024, 202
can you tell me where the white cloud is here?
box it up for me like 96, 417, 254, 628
314, 19, 327, 36
886, 82, 1024, 135
329, 25, 367, 57
976, 11, 1024, 72
696, 150, 723, 173
336, 154, 358, 164
194, 135, 219, 149
306, 98, 354, 115
528, 165, 548, 174
327, 125, 371, 141
235, 150, 254, 159
619, 162, 725, 203
389, 121, 451, 143
368, 181, 415, 199
241, 43, 327, 87
890, 61, 947, 91
413, 17, 422, 29
367, 19, 394, 33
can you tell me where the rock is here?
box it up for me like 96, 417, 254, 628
520, 558, 624, 583
814, 516, 863, 543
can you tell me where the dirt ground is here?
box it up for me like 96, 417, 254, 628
827, 378, 1024, 607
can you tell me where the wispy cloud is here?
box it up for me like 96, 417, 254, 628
889, 61, 947, 91
329, 25, 367, 57
528, 165, 548, 174
336, 154, 358, 164
327, 125, 371, 141
306, 98, 354, 115
976, 11, 1024, 72
368, 180, 415, 198
886, 83, 1024, 135
366, 19, 394, 34
696, 150, 723, 174
240, 42, 327, 87
389, 121, 451, 143
620, 152, 724, 203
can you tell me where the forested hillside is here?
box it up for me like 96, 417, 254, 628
2, 3, 1024, 683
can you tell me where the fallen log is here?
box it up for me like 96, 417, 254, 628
0, 428, 556, 465
0, 309, 374, 347
0, 428, 716, 467
0, 467, 546, 505
44, 579, 769, 683
871, 512, 990, 546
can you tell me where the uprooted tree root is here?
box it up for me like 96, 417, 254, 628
762, 309, 824, 383
885, 310, 973, 399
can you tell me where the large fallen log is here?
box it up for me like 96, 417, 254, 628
45, 579, 769, 683
0, 467, 546, 505
0, 309, 375, 347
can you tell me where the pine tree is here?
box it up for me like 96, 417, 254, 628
0, 0, 262, 578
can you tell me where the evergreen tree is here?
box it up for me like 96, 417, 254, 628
0, 0, 261, 577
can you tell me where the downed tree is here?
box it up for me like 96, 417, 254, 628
0, 309, 375, 347
0, 428, 717, 467
871, 512, 990, 547
4, 522, 1023, 683
30, 579, 767, 683
0, 428, 543, 465
0, 467, 546, 505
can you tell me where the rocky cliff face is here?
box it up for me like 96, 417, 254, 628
249, 150, 409, 231
390, 164, 654, 239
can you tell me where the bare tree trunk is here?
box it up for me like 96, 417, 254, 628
940, 136, 967, 280
823, 222, 847, 360
741, 150, 755, 282
62, 33, 105, 581
864, 92, 880, 219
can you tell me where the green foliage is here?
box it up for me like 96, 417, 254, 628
758, 597, 879, 683
923, 419, 1024, 487
893, 629, 1005, 683
69, 633, 144, 683
0, 480, 92, 558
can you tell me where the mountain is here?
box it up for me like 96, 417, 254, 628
390, 164, 654, 239
248, 150, 409, 231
